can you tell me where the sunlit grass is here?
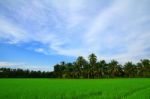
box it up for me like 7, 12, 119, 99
0, 78, 150, 99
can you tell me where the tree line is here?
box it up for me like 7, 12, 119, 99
54, 53, 150, 78
0, 68, 55, 78
0, 53, 150, 78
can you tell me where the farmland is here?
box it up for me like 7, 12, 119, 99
0, 79, 150, 99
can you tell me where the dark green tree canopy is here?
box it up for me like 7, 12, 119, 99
0, 54, 150, 78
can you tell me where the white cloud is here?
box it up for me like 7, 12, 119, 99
34, 48, 51, 55
0, 0, 150, 63
81, 0, 150, 62
35, 48, 45, 53
0, 61, 27, 67
0, 61, 52, 71
0, 17, 29, 44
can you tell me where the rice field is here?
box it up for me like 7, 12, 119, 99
0, 79, 150, 99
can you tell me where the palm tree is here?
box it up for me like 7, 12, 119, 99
65, 63, 74, 78
54, 64, 62, 78
59, 61, 66, 78
76, 56, 86, 78
97, 60, 107, 78
136, 62, 143, 77
82, 61, 90, 78
72, 62, 78, 78
108, 60, 121, 77
53, 54, 149, 78
88, 53, 97, 78
140, 59, 150, 77
124, 62, 136, 77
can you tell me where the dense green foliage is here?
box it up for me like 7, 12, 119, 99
0, 68, 55, 78
54, 53, 150, 78
0, 79, 150, 99
0, 53, 149, 78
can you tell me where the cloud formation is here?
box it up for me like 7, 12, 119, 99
0, 0, 150, 63
0, 61, 52, 71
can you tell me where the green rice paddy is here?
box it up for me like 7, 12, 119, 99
0, 79, 150, 99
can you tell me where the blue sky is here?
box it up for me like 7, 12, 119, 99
0, 0, 150, 71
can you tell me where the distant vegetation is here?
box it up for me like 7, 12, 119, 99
0, 53, 150, 78
0, 68, 54, 78
53, 53, 150, 78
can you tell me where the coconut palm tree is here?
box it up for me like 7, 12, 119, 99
76, 56, 86, 78
97, 60, 107, 78
108, 60, 121, 77
140, 59, 150, 77
124, 62, 136, 77
88, 53, 97, 78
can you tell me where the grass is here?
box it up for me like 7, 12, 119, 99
0, 78, 150, 99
